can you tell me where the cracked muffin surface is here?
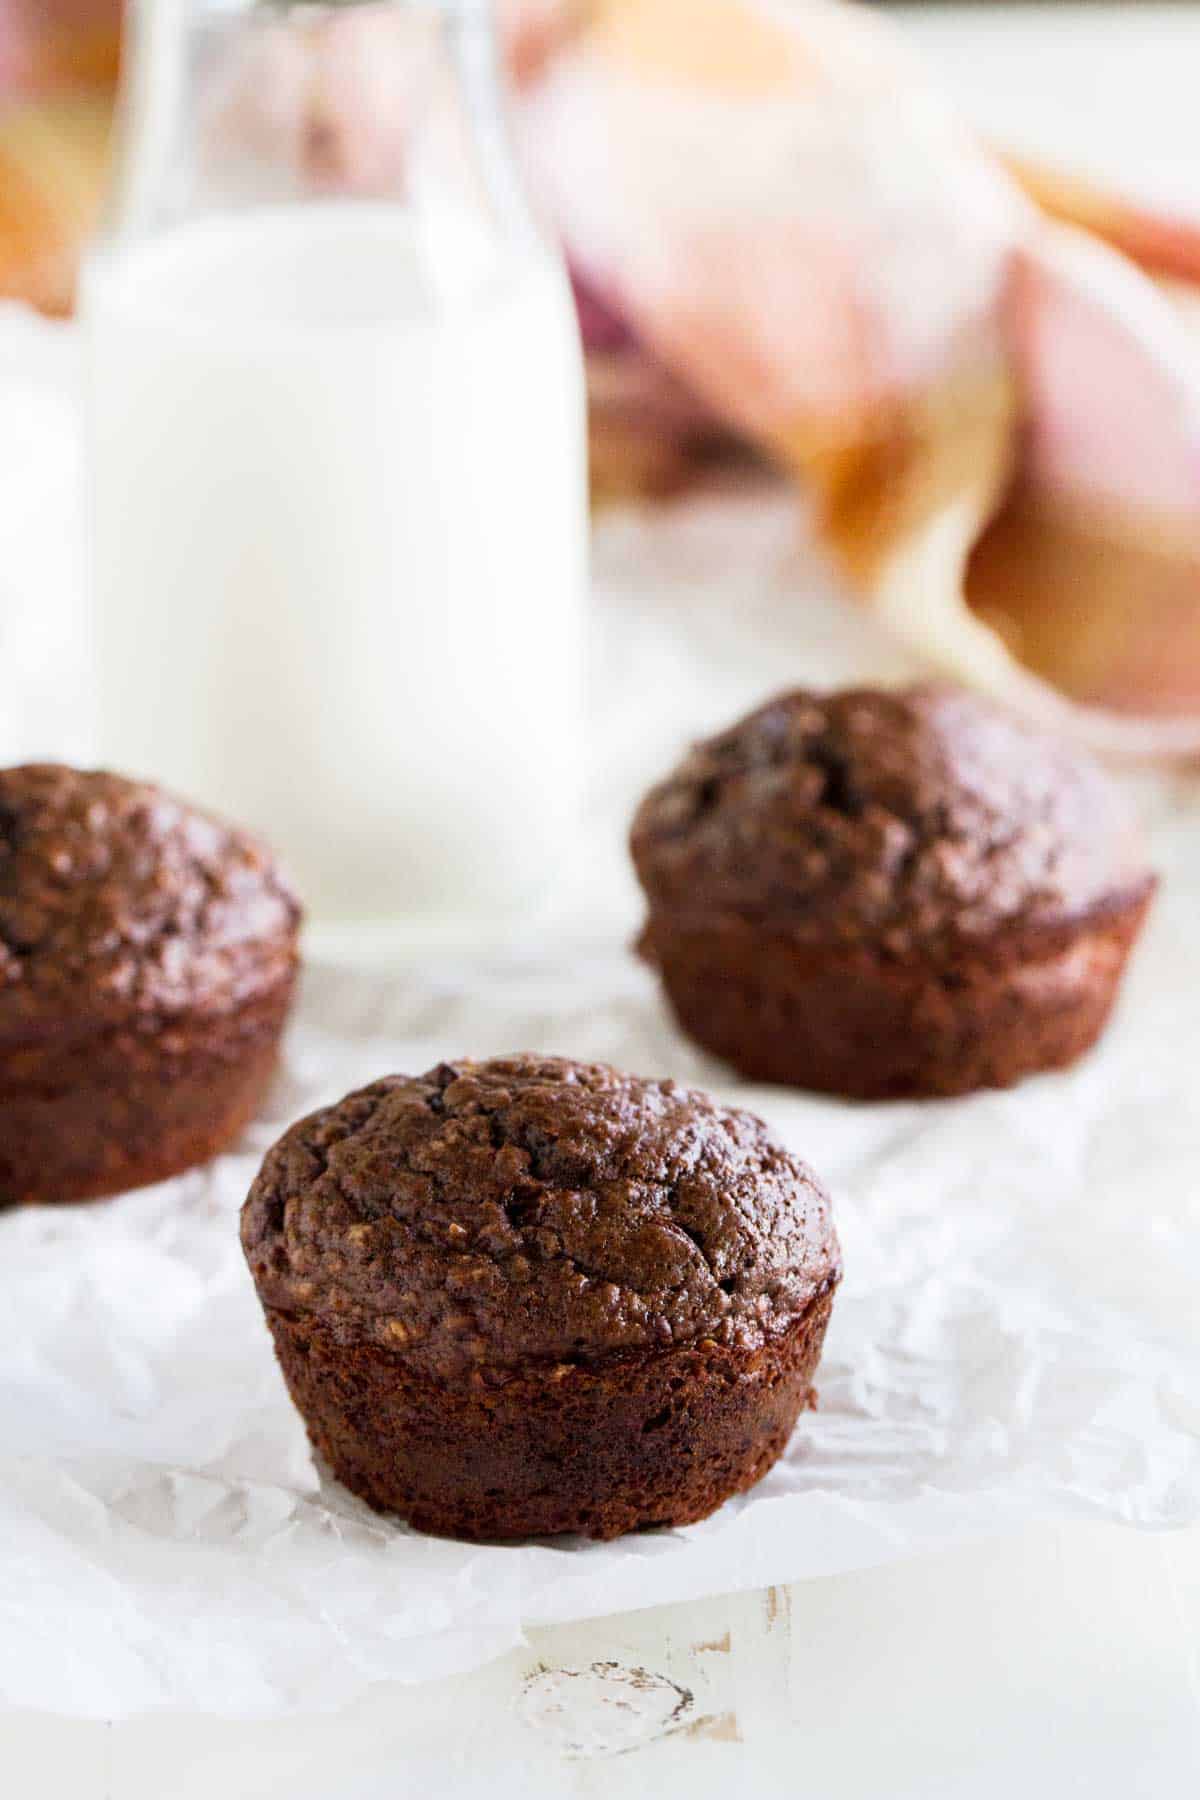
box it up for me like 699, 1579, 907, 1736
241, 1054, 841, 1373
630, 684, 1156, 1098
0, 762, 301, 1206
631, 684, 1151, 953
243, 1055, 842, 1539
0, 763, 300, 1035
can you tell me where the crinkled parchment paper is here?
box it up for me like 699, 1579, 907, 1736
1, 311, 1198, 1718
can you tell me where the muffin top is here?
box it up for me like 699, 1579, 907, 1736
0, 764, 301, 1035
241, 1054, 840, 1373
631, 685, 1152, 954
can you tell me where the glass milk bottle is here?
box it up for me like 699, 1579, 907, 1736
83, 0, 587, 931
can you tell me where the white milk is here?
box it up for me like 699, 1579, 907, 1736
84, 204, 588, 926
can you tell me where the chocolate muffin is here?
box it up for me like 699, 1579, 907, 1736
0, 764, 301, 1205
631, 685, 1156, 1099
241, 1055, 841, 1542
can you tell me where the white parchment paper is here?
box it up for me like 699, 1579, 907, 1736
1, 308, 1198, 1718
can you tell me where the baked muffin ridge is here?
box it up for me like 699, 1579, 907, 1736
632, 684, 1151, 953
242, 1054, 840, 1375
0, 762, 298, 1033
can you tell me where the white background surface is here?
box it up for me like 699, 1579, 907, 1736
7, 877, 1199, 1720
905, 2, 1200, 214
4, 5, 1200, 1793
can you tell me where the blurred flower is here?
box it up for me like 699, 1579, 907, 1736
505, 0, 1200, 753
7, 0, 1200, 750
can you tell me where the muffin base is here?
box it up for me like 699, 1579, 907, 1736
263, 1289, 836, 1542
0, 976, 295, 1206
643, 887, 1154, 1100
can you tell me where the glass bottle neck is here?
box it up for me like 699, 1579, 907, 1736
110, 0, 528, 258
